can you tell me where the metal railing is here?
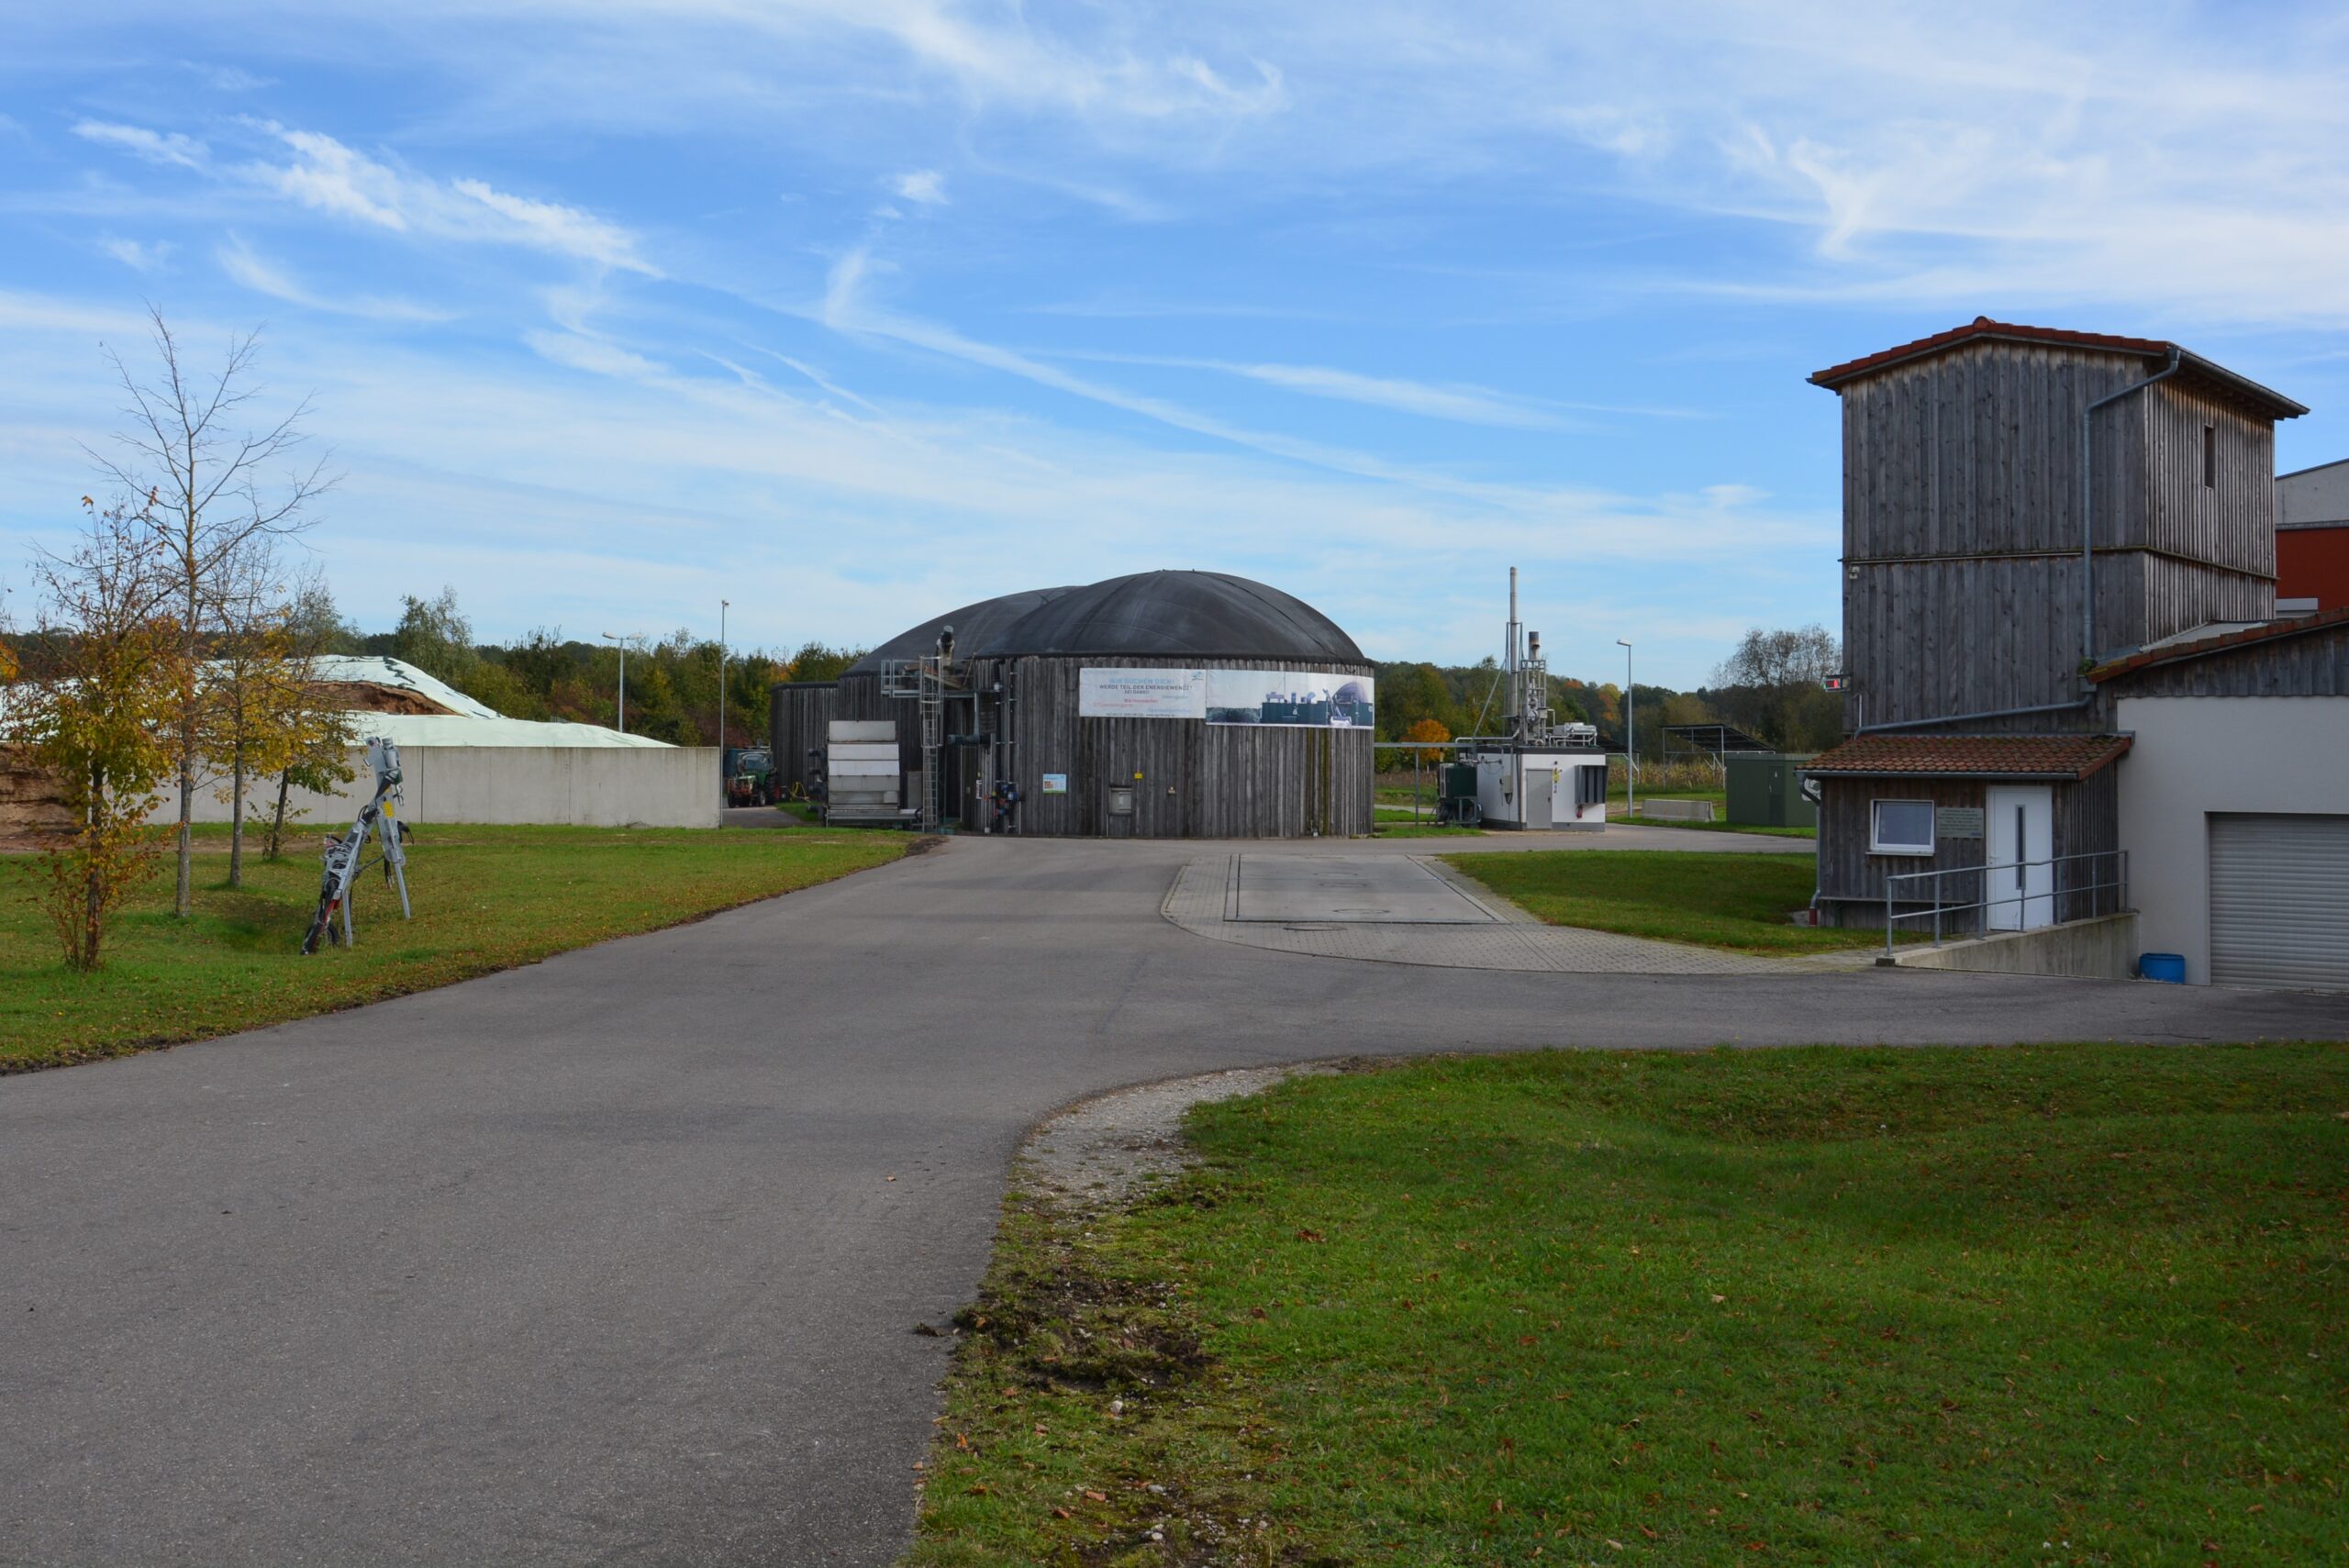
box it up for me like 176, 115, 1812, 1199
1884, 848, 2130, 959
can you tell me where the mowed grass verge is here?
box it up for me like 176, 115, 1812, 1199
2, 822, 905, 1072
1444, 849, 1877, 953
1625, 814, 1818, 840
908, 1044, 2348, 1567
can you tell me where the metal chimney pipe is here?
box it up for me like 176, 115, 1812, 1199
1507, 567, 1521, 741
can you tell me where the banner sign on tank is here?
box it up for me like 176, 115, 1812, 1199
1205, 670, 1375, 729
1078, 667, 1374, 728
1077, 667, 1207, 718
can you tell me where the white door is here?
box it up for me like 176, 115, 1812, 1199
1520, 759, 1553, 829
2209, 814, 2349, 988
1986, 785, 2054, 930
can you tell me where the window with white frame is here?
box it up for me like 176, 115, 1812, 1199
1870, 798, 1936, 855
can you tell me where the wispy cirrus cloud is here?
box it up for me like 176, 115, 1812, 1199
100, 237, 173, 271
72, 115, 657, 275
525, 328, 667, 379
1046, 351, 1617, 429
217, 234, 452, 320
73, 118, 208, 170
813, 247, 1728, 505
242, 123, 657, 272
890, 169, 947, 205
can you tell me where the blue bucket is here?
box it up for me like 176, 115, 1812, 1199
2139, 952, 2187, 984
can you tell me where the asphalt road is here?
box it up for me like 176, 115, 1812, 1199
4, 834, 2340, 1566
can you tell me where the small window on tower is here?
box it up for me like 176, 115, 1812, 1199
2203, 425, 2215, 487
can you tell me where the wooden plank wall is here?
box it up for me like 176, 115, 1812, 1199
975, 655, 1374, 839
2137, 556, 2278, 646
1842, 343, 2143, 562
2143, 383, 2276, 579
2102, 624, 2349, 698
2052, 766, 2122, 921
767, 682, 837, 795
1842, 556, 2102, 727
1837, 340, 2284, 732
1815, 777, 1987, 924
1820, 773, 2121, 926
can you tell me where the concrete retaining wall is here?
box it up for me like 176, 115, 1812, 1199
156, 746, 721, 831
1888, 912, 2140, 979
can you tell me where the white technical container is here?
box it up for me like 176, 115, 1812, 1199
1470, 749, 1609, 830
1453, 569, 1611, 832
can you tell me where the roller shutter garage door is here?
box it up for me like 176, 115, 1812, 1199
2208, 814, 2349, 988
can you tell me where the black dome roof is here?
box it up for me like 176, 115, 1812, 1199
973, 571, 1364, 662
845, 585, 1079, 675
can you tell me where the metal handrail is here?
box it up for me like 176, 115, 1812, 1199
1883, 848, 2130, 958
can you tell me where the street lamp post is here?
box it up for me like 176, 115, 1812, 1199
1616, 638, 1635, 818
600, 632, 636, 734
717, 599, 729, 752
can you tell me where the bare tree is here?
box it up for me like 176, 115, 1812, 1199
89, 307, 332, 917
1709, 625, 1843, 752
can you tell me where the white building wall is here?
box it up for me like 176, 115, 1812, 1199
161, 746, 722, 831
2277, 459, 2349, 526
2116, 695, 2349, 981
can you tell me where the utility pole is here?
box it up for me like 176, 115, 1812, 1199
717, 598, 729, 756
1616, 638, 1635, 818
601, 632, 634, 733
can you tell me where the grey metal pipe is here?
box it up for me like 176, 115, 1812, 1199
2079, 347, 2182, 671
1856, 695, 2092, 735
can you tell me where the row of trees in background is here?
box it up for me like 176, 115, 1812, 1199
1372, 623, 1844, 767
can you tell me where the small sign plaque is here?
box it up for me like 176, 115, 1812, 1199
1821, 673, 1849, 692
1041, 773, 1068, 795
1936, 806, 1984, 840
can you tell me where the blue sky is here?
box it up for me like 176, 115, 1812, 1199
4, 1, 2345, 688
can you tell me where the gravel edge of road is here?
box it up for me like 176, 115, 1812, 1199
1012, 1061, 1351, 1213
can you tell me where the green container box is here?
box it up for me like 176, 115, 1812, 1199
1724, 754, 1817, 829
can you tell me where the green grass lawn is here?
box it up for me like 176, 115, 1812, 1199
1444, 849, 1877, 953
1, 822, 903, 1072
909, 1044, 2348, 1567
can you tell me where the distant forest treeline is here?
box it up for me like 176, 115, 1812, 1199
13, 582, 1839, 756
1375, 622, 1844, 758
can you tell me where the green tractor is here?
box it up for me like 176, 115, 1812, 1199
724, 746, 775, 807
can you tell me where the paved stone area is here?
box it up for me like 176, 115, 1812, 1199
1230, 853, 1502, 924
1166, 854, 1870, 975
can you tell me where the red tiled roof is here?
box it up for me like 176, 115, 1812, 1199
1811, 317, 2168, 386
1809, 317, 2306, 419
1802, 732, 2132, 780
2087, 604, 2349, 684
